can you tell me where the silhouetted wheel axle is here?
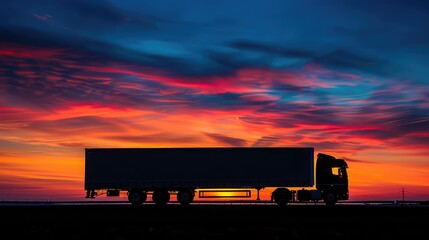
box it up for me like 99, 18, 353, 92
323, 192, 338, 205
128, 190, 147, 205
177, 189, 195, 205
271, 188, 292, 206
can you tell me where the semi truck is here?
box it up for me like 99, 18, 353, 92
84, 147, 349, 205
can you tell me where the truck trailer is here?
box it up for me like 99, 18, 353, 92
84, 147, 349, 205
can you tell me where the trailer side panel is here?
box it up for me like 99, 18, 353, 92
84, 147, 314, 190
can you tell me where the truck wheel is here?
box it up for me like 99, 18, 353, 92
323, 192, 338, 206
152, 190, 170, 205
128, 190, 147, 205
272, 188, 292, 206
177, 189, 194, 205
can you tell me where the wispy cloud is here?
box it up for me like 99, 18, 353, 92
203, 132, 248, 147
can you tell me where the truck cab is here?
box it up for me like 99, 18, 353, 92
315, 153, 349, 205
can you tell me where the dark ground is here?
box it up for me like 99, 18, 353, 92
1, 204, 428, 239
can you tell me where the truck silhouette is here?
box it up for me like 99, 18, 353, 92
84, 147, 349, 205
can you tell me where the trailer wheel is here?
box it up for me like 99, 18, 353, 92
177, 189, 194, 205
323, 192, 338, 206
128, 190, 147, 205
272, 188, 292, 206
152, 190, 170, 205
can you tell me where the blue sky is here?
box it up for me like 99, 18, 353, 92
1, 0, 428, 81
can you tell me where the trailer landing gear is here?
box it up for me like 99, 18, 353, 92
256, 187, 262, 201
85, 190, 97, 198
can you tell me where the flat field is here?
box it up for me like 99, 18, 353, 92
2, 204, 428, 239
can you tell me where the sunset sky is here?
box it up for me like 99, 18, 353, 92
1, 0, 428, 202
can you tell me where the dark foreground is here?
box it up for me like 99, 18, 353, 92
2, 204, 428, 239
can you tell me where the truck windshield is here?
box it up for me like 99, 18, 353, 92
331, 167, 343, 178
